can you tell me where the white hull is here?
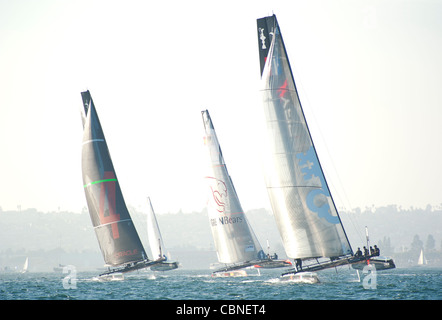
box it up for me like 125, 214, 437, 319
280, 272, 320, 284
97, 273, 125, 281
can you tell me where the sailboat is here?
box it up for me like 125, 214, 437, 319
417, 249, 427, 265
202, 109, 291, 276
80, 90, 163, 277
146, 197, 179, 271
256, 15, 395, 278
21, 257, 29, 274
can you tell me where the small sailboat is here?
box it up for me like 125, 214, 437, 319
146, 197, 179, 271
417, 249, 428, 265
256, 15, 395, 279
80, 90, 163, 277
202, 110, 291, 277
21, 257, 29, 274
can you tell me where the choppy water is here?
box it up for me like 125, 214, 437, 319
1, 267, 440, 301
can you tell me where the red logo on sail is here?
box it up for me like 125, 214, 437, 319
99, 171, 120, 239
277, 80, 288, 98
207, 177, 227, 213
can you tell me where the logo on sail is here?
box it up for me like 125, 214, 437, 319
296, 147, 340, 224
99, 171, 121, 239
206, 177, 227, 213
259, 28, 267, 49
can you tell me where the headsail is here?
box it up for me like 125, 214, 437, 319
257, 15, 353, 261
202, 110, 266, 268
81, 90, 150, 268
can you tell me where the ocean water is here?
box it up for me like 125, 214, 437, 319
0, 266, 440, 301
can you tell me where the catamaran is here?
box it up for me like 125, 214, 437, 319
256, 15, 395, 278
80, 90, 163, 277
202, 109, 291, 276
146, 197, 179, 271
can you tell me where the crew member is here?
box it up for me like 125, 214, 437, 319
295, 258, 302, 271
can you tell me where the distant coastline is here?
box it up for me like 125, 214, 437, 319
1, 205, 441, 272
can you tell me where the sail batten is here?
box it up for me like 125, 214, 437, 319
257, 15, 352, 261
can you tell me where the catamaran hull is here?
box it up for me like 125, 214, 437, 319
99, 258, 164, 277
150, 262, 179, 272
351, 256, 396, 271
212, 269, 248, 277
254, 259, 292, 269
97, 273, 125, 281
280, 272, 320, 284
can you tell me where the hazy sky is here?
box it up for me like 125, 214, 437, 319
1, 0, 441, 215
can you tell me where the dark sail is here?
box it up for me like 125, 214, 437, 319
257, 15, 277, 77
81, 90, 148, 267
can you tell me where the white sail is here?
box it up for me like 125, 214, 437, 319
146, 197, 167, 260
418, 249, 427, 265
21, 257, 29, 273
258, 15, 352, 260
202, 110, 265, 265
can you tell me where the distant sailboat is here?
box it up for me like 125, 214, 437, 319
80, 90, 163, 277
256, 15, 394, 277
146, 197, 179, 271
21, 257, 29, 274
202, 109, 291, 276
418, 249, 427, 265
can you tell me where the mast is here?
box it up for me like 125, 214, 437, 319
202, 110, 266, 270
81, 90, 161, 274
256, 15, 353, 264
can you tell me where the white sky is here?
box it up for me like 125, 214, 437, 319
0, 0, 441, 214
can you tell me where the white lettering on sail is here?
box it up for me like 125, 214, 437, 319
259, 28, 266, 49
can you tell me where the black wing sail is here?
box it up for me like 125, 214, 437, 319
81, 90, 148, 267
